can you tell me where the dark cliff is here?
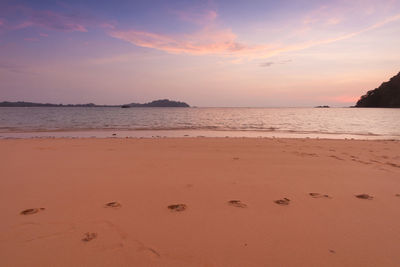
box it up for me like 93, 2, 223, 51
356, 72, 400, 107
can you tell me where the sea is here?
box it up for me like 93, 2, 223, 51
0, 107, 399, 139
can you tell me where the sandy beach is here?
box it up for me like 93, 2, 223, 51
1, 137, 400, 267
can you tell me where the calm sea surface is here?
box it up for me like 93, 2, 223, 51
0, 107, 399, 139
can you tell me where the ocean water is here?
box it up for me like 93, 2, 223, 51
0, 107, 399, 139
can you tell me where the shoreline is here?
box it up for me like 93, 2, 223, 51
1, 128, 399, 140
1, 137, 400, 266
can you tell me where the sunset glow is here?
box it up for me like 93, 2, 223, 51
1, 0, 400, 106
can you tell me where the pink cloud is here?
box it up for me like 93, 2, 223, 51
109, 11, 400, 58
302, 5, 344, 26
104, 4, 400, 61
107, 7, 249, 55
100, 21, 117, 30
108, 7, 246, 55
301, 0, 397, 27
39, 33, 49, 37
109, 25, 246, 55
254, 13, 400, 58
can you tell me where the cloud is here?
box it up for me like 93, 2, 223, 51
301, 5, 344, 27
0, 6, 88, 33
260, 62, 274, 67
109, 7, 247, 55
109, 26, 246, 55
109, 6, 400, 60
27, 10, 87, 32
293, 12, 400, 50
260, 59, 292, 67
100, 21, 117, 30
301, 0, 396, 27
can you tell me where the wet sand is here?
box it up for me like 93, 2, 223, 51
0, 138, 400, 266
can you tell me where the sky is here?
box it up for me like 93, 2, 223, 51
0, 0, 399, 107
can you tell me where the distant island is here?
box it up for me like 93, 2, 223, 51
0, 99, 190, 108
0, 101, 117, 107
314, 105, 330, 108
121, 99, 189, 108
355, 72, 400, 108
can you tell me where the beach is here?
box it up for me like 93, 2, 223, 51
1, 137, 400, 266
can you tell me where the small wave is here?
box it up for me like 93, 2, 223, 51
1, 107, 399, 139
0, 126, 393, 138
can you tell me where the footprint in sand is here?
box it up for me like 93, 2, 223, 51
228, 200, 247, 208
355, 194, 373, 200
82, 232, 97, 242
329, 155, 344, 161
309, 193, 331, 199
386, 162, 400, 168
20, 208, 45, 215
105, 202, 122, 208
274, 198, 291, 205
167, 204, 187, 212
